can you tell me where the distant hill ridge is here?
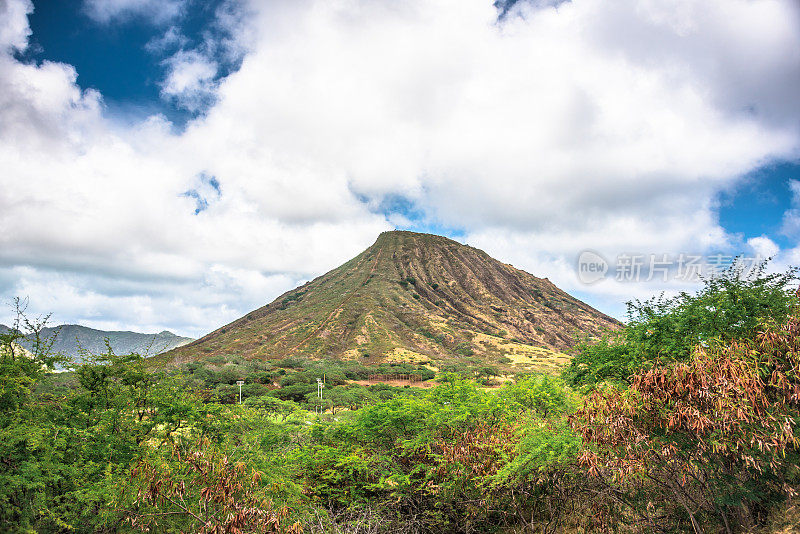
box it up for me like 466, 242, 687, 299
0, 323, 194, 363
161, 230, 620, 370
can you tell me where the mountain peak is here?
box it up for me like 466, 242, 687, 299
376, 229, 461, 242
161, 231, 620, 371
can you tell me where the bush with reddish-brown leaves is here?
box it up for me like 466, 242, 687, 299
571, 291, 800, 533
127, 438, 302, 534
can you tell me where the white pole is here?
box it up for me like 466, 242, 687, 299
236, 380, 244, 404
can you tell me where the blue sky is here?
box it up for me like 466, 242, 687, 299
25, 1, 173, 118
24, 0, 238, 126
717, 161, 799, 250
1, 0, 799, 336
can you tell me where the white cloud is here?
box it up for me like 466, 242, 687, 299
1, 265, 302, 338
160, 50, 218, 111
747, 236, 780, 259
149, 1, 248, 113
211, 0, 797, 233
83, 0, 185, 25
0, 0, 31, 51
145, 25, 188, 54
1, 0, 799, 333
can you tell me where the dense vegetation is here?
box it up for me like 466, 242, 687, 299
564, 263, 798, 387
2, 264, 799, 533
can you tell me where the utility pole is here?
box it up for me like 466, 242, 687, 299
316, 377, 325, 398
236, 380, 244, 404
316, 377, 326, 414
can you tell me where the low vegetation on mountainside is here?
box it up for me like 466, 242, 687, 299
160, 231, 620, 369
1, 263, 799, 533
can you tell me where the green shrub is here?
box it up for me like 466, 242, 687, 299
454, 342, 474, 356
501, 374, 574, 417
565, 262, 798, 387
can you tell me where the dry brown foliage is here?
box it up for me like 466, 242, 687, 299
571, 292, 800, 533
127, 438, 302, 534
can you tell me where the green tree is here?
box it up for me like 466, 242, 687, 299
0, 300, 222, 532
565, 262, 798, 386
0, 300, 72, 531
244, 395, 300, 421
501, 374, 574, 418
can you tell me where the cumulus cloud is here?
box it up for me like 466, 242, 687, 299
215, 0, 797, 231
148, 1, 248, 115
83, 0, 185, 25
1, 0, 799, 332
747, 236, 780, 259
160, 49, 219, 111
4, 265, 300, 337
0, 0, 31, 51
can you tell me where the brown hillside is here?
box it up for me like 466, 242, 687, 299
160, 231, 620, 368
